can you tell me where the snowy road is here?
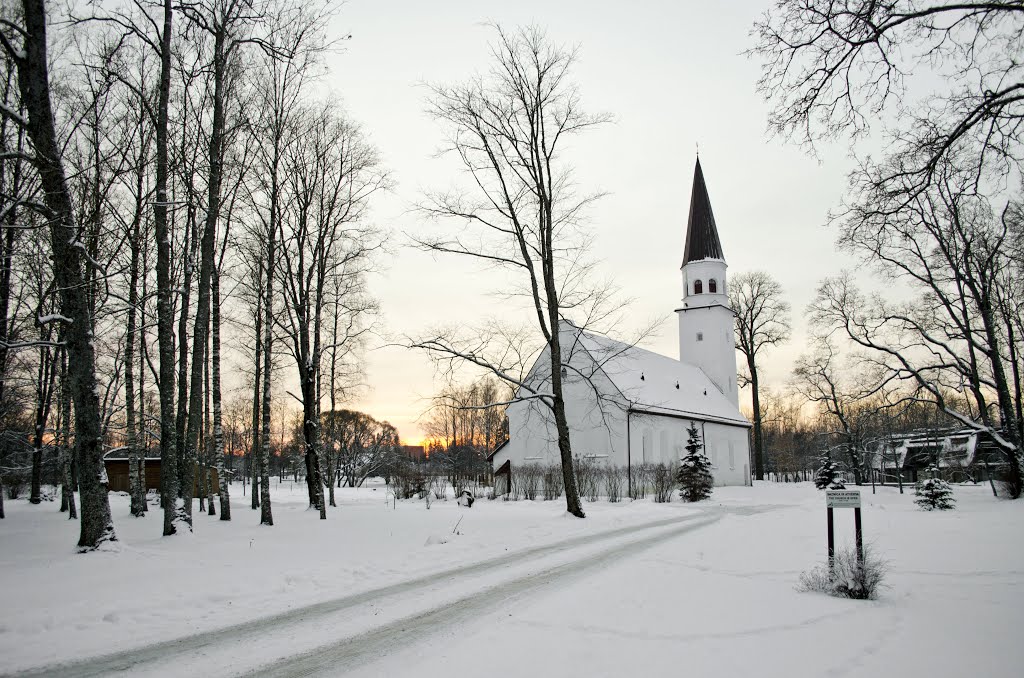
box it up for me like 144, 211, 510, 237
10, 510, 724, 678
254, 513, 722, 677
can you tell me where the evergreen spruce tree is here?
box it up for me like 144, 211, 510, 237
677, 423, 714, 502
814, 451, 844, 490
915, 466, 956, 510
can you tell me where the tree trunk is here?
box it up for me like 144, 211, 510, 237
202, 327, 212, 515
250, 261, 263, 509
259, 221, 276, 526
59, 347, 76, 518
154, 0, 181, 536
213, 265, 230, 519
126, 157, 145, 517
548, 327, 583, 518
183, 25, 228, 526
30, 340, 56, 504
16, 0, 116, 549
749, 355, 765, 481
301, 371, 326, 519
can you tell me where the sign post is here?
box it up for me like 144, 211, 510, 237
825, 489, 863, 572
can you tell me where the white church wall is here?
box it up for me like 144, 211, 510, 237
493, 325, 752, 489
495, 342, 629, 469
626, 413, 750, 486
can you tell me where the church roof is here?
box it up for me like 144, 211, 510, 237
568, 328, 749, 428
682, 157, 725, 265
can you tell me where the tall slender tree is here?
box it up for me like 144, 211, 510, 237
412, 25, 612, 518
729, 271, 791, 481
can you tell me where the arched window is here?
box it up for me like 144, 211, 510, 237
708, 278, 717, 293
694, 279, 703, 294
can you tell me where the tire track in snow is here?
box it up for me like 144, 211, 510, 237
251, 515, 722, 678
9, 511, 718, 678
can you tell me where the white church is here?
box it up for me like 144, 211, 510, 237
491, 158, 752, 487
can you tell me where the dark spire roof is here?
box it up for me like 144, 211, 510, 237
682, 157, 725, 264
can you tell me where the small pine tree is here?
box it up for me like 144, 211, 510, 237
915, 466, 955, 510
677, 423, 713, 502
814, 452, 843, 490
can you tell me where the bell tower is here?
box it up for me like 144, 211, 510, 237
676, 157, 739, 406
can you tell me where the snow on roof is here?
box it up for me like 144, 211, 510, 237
571, 328, 750, 428
103, 448, 161, 461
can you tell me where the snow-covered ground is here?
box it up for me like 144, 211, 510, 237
1, 481, 1022, 677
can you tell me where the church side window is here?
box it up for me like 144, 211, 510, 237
659, 430, 669, 460
694, 279, 703, 294
728, 441, 735, 469
708, 278, 717, 293
642, 429, 652, 463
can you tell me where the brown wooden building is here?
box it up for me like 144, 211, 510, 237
103, 449, 219, 494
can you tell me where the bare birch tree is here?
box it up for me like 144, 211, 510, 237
411, 24, 611, 518
278, 103, 384, 517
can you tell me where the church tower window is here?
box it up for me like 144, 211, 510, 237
694, 279, 703, 294
708, 278, 717, 293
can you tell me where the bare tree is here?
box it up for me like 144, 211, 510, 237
794, 339, 895, 484
410, 25, 613, 518
729, 270, 791, 481
245, 1, 334, 525
751, 1, 1024, 195
277, 103, 384, 518
0, 0, 117, 549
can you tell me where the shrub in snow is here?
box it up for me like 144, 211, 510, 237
542, 465, 563, 500
798, 546, 886, 600
915, 475, 955, 511
429, 475, 448, 500
573, 456, 600, 501
629, 464, 652, 499
456, 490, 475, 507
514, 464, 542, 500
814, 453, 842, 490
651, 463, 676, 503
677, 424, 713, 502
604, 466, 624, 503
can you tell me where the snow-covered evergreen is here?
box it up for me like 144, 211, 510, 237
814, 452, 843, 490
915, 467, 956, 510
677, 423, 714, 502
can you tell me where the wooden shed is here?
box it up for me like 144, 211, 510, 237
103, 449, 218, 494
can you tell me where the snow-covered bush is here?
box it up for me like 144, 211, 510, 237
429, 475, 448, 500
915, 477, 956, 511
798, 546, 887, 600
814, 453, 842, 490
677, 424, 713, 502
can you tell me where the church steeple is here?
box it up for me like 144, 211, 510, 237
675, 156, 738, 407
682, 157, 725, 265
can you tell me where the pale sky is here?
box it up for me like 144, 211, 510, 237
319, 0, 858, 443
